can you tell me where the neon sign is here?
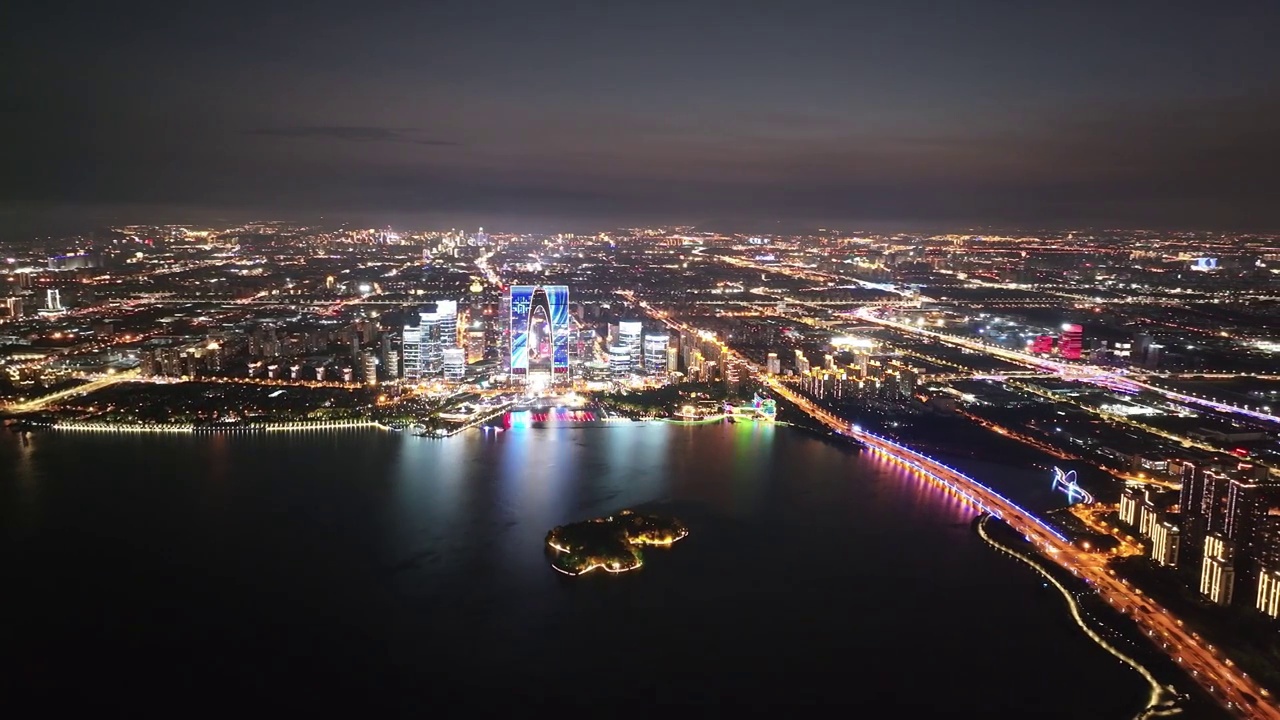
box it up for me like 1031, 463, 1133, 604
1051, 467, 1094, 505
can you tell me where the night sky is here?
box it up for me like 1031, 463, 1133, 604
4, 0, 1279, 233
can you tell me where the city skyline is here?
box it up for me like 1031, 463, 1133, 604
3, 222, 1280, 717
5, 2, 1280, 716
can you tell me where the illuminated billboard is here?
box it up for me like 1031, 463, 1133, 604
509, 285, 570, 376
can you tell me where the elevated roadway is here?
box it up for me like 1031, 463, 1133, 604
626, 293, 1277, 719
772, 380, 1278, 719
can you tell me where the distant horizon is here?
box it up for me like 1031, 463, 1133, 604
4, 202, 1278, 243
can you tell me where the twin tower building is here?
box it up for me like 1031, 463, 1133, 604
400, 284, 671, 387
400, 284, 573, 386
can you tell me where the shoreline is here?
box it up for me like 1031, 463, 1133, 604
11, 419, 393, 433
974, 513, 1197, 719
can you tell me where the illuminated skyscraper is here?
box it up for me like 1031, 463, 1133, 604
1258, 566, 1280, 619
618, 321, 643, 370
419, 307, 443, 374
467, 280, 487, 362
436, 300, 458, 352
508, 285, 570, 381
401, 303, 447, 380
466, 321, 486, 363
442, 348, 466, 382
379, 334, 399, 380
1200, 534, 1235, 606
1059, 324, 1083, 360
608, 345, 630, 378
401, 323, 423, 381
361, 350, 379, 386
1151, 521, 1180, 567
499, 290, 512, 373
643, 333, 669, 374
1119, 489, 1139, 527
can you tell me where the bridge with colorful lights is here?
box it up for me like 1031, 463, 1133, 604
633, 293, 1268, 712
767, 378, 1278, 718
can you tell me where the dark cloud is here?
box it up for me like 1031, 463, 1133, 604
3, 1, 1279, 231
247, 126, 458, 146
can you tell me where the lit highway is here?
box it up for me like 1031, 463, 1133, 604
704, 253, 1280, 431
851, 307, 1280, 427
774, 381, 1279, 719
629, 294, 1278, 719
3, 369, 140, 413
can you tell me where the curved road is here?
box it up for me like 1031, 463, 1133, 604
771, 379, 1279, 720
633, 293, 1277, 718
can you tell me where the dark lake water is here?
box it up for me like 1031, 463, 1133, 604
1, 423, 1147, 716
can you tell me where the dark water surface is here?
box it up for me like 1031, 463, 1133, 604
1, 423, 1145, 716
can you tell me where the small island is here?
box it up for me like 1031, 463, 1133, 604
545, 510, 689, 576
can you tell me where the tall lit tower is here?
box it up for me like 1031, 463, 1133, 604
436, 300, 459, 352
1060, 324, 1083, 360
618, 321, 643, 370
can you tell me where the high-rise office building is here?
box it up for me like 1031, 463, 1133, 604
466, 321, 486, 363
361, 350, 379, 386
442, 348, 466, 382
1178, 460, 1280, 609
402, 315, 423, 382
1200, 534, 1235, 606
45, 289, 62, 311
724, 357, 741, 392
384, 350, 400, 380
436, 300, 458, 352
1152, 521, 1180, 567
1258, 565, 1280, 619
1139, 497, 1160, 538
419, 307, 443, 374
379, 334, 399, 380
1120, 488, 1140, 527
466, 280, 487, 363
618, 321, 643, 370
643, 333, 669, 374
1059, 324, 1083, 360
499, 290, 512, 373
607, 345, 630, 378
795, 350, 810, 375
766, 352, 780, 375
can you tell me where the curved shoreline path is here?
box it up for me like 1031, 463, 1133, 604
977, 515, 1173, 719
770, 378, 1279, 720
633, 295, 1277, 718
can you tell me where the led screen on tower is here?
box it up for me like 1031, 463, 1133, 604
509, 285, 569, 376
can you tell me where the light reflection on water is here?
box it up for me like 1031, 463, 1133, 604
0, 423, 1144, 717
